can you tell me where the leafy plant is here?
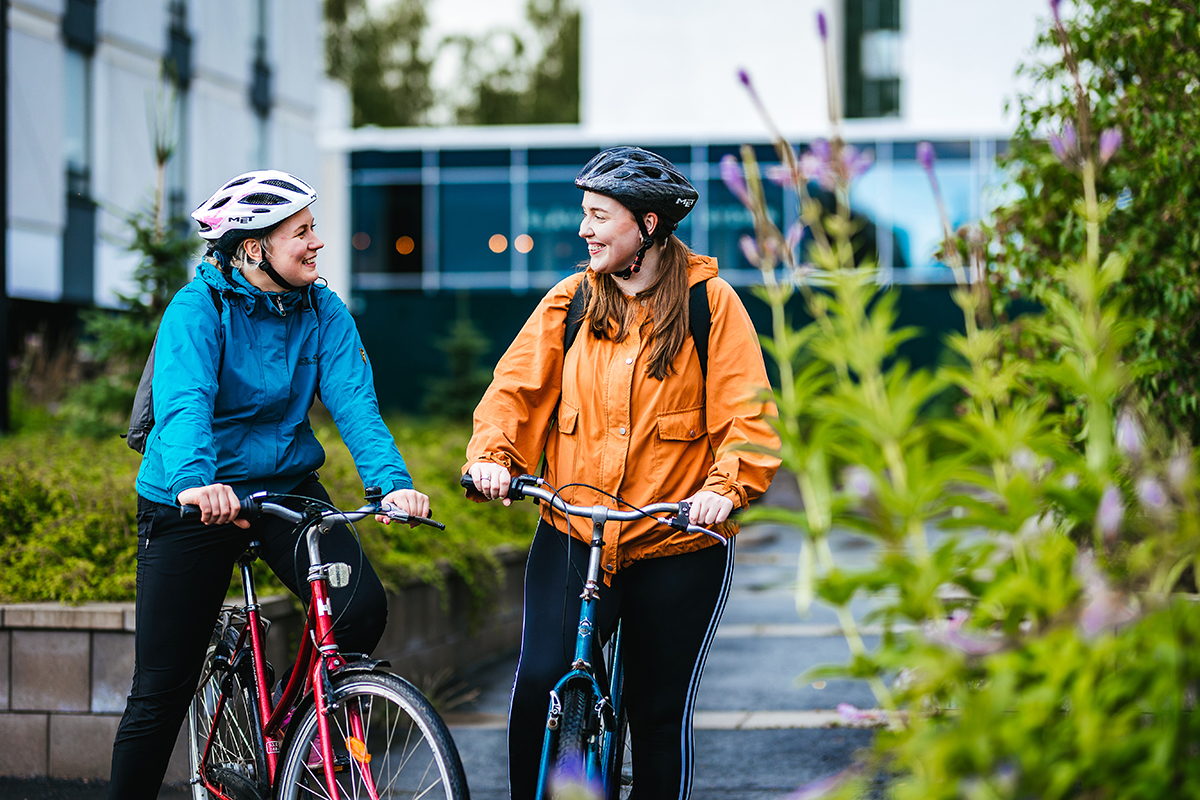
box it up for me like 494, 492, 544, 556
724, 6, 1200, 798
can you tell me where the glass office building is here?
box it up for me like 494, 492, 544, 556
343, 137, 1008, 410
348, 138, 1007, 293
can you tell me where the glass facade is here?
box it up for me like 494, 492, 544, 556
349, 138, 1007, 293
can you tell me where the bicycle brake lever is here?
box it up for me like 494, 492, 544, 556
668, 500, 692, 531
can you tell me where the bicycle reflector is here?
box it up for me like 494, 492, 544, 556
346, 737, 372, 764
328, 562, 352, 588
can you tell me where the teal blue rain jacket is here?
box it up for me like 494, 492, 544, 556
136, 259, 412, 505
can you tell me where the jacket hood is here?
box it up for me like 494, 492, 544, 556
686, 253, 718, 286
195, 257, 311, 314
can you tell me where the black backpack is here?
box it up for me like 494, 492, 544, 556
563, 278, 711, 377
124, 285, 226, 454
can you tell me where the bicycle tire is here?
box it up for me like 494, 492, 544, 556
188, 620, 269, 800
604, 701, 631, 800
549, 686, 596, 798
275, 670, 469, 800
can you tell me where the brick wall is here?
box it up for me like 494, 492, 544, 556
0, 547, 526, 781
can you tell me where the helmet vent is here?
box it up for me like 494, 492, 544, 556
222, 176, 253, 190
209, 196, 231, 209
261, 179, 305, 193
240, 192, 288, 206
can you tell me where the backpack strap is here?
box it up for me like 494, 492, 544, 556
688, 279, 711, 380
561, 277, 712, 379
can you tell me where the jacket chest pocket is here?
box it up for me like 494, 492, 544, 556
545, 400, 579, 487
656, 407, 705, 442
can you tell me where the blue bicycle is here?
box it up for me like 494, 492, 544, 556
462, 473, 727, 799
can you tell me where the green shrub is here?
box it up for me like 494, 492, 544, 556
0, 416, 536, 606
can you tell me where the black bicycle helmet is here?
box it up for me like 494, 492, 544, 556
576, 147, 699, 276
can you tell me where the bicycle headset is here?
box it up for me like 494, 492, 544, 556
574, 146, 699, 279
191, 169, 318, 292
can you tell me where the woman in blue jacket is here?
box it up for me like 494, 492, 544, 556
108, 170, 426, 799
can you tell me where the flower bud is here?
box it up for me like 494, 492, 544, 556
1096, 485, 1124, 545
739, 235, 762, 267
916, 141, 936, 173
1049, 123, 1078, 166
1135, 476, 1168, 511
719, 155, 752, 209
1115, 410, 1144, 459
1099, 128, 1122, 164
817, 11, 828, 41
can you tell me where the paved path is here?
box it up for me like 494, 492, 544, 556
444, 522, 884, 799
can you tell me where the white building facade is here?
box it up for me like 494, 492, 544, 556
7, 0, 326, 309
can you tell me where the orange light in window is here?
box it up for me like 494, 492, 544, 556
352, 232, 371, 251
395, 236, 415, 255
488, 234, 508, 253
514, 234, 534, 253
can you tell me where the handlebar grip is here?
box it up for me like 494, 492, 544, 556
180, 494, 262, 521
460, 472, 532, 501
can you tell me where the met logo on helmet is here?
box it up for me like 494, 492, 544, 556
229, 215, 255, 224
676, 198, 696, 207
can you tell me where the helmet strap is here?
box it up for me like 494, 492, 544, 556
260, 258, 304, 292
618, 216, 656, 280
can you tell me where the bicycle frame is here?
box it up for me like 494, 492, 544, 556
194, 494, 418, 800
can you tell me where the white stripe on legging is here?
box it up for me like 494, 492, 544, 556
677, 536, 737, 800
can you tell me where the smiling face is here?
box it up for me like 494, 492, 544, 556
243, 207, 323, 290
579, 191, 656, 275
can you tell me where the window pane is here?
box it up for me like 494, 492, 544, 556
64, 49, 89, 173
351, 184, 424, 274
526, 181, 587, 279
440, 183, 510, 272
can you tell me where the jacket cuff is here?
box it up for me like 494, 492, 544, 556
703, 476, 748, 509
169, 476, 207, 505
471, 452, 514, 472
379, 475, 415, 494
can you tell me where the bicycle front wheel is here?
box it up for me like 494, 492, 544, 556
549, 686, 600, 799
276, 671, 469, 800
188, 620, 268, 800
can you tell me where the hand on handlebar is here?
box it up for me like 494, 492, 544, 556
377, 488, 431, 527
684, 490, 735, 527
177, 484, 251, 528
465, 463, 513, 505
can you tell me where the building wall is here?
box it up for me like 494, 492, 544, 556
6, 0, 326, 310
578, 0, 1047, 140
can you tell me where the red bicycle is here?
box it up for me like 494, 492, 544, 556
184, 487, 469, 800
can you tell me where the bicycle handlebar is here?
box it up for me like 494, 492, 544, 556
459, 473, 727, 545
180, 491, 446, 531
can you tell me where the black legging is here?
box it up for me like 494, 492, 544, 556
508, 520, 736, 800
108, 475, 388, 800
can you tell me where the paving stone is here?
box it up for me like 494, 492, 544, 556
12, 631, 91, 712
90, 632, 134, 714
1, 631, 10, 710
49, 714, 121, 780
0, 713, 48, 776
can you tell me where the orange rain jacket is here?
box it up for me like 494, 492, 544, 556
464, 254, 781, 579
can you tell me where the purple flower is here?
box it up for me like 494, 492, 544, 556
836, 703, 884, 724
1049, 131, 1073, 165
1099, 128, 1122, 164
1136, 476, 1168, 511
925, 609, 1004, 655
798, 139, 873, 190
739, 235, 762, 267
1075, 551, 1136, 637
843, 146, 875, 181
1049, 0, 1062, 25
1169, 453, 1194, 494
1115, 410, 1143, 458
817, 11, 828, 42
1096, 485, 1124, 545
738, 68, 752, 88
719, 155, 751, 208
916, 141, 936, 173
785, 221, 804, 251
842, 465, 874, 500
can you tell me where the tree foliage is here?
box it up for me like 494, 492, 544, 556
995, 0, 1200, 441
325, 0, 436, 127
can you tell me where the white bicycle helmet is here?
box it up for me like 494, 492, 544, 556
191, 170, 317, 240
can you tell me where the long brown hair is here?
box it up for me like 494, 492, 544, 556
583, 235, 693, 380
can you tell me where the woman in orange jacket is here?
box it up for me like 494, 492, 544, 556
463, 146, 780, 799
